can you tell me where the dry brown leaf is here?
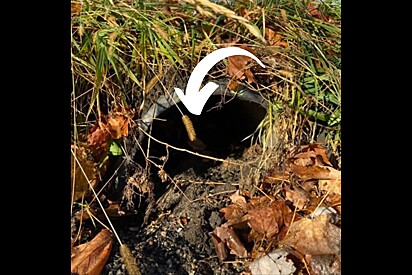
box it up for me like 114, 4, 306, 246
263, 172, 290, 184
107, 117, 122, 139
318, 179, 341, 205
71, 146, 97, 202
284, 186, 309, 210
301, 180, 317, 193
264, 28, 289, 49
87, 121, 111, 156
71, 238, 75, 257
247, 199, 289, 241
230, 190, 247, 205
107, 107, 133, 139
306, 1, 331, 22
71, 1, 82, 16
280, 214, 341, 257
312, 147, 332, 166
226, 45, 257, 83
292, 151, 317, 166
107, 114, 130, 139
309, 254, 341, 275
290, 164, 341, 180
213, 224, 247, 258
295, 143, 332, 166
71, 229, 113, 275
221, 191, 248, 222
227, 56, 254, 82
211, 232, 228, 261
318, 179, 341, 196
264, 28, 276, 43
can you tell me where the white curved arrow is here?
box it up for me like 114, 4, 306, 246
174, 47, 266, 115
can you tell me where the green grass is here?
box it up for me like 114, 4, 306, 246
71, 0, 341, 167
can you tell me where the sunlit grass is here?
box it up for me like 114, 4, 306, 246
71, 0, 341, 166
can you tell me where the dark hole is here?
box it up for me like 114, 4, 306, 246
136, 93, 267, 178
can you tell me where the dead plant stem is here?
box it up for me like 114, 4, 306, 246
139, 127, 244, 165
71, 149, 123, 246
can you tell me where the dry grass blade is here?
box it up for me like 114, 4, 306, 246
120, 244, 141, 275
182, 0, 266, 43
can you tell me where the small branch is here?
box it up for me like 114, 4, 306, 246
139, 127, 244, 165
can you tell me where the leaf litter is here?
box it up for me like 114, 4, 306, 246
211, 142, 341, 273
72, 139, 340, 273
74, 137, 340, 273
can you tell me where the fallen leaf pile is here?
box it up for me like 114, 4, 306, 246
264, 142, 341, 214
213, 192, 294, 260
213, 142, 341, 274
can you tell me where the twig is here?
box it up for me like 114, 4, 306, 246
135, 138, 192, 203
139, 127, 244, 165
178, 179, 239, 186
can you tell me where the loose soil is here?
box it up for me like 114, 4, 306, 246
101, 144, 267, 274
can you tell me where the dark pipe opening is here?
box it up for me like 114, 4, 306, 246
136, 90, 267, 178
